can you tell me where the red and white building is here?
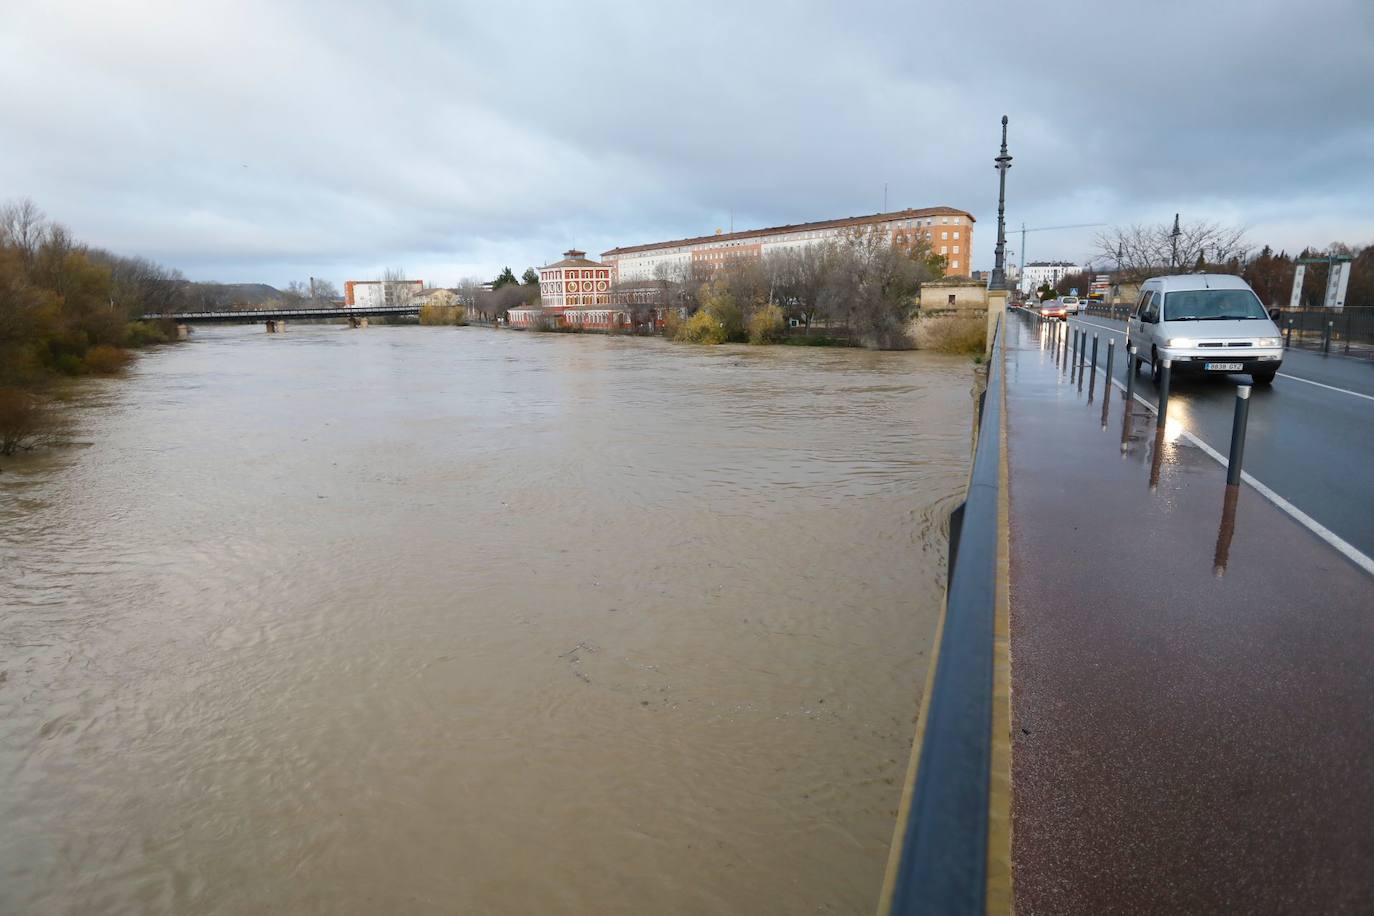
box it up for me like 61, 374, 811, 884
510, 249, 634, 330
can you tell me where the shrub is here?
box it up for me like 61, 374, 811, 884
82, 345, 134, 374
747, 304, 787, 344
675, 309, 730, 344
55, 353, 85, 376
123, 320, 170, 346
419, 303, 467, 326
0, 388, 55, 455
675, 280, 745, 344
911, 314, 987, 355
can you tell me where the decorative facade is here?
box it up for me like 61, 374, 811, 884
509, 249, 633, 330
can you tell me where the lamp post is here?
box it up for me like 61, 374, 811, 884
990, 115, 1012, 291
1169, 213, 1181, 270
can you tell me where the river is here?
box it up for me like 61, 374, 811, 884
0, 324, 974, 915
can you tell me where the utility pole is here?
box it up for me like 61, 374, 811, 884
1169, 213, 1181, 270
990, 115, 1012, 291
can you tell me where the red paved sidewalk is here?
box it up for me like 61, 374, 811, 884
1004, 317, 1374, 914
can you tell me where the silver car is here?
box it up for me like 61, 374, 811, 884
1126, 274, 1283, 385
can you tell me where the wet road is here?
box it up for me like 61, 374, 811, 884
1058, 313, 1374, 561
0, 325, 974, 915
1003, 315, 1374, 913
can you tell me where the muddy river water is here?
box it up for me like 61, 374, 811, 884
0, 325, 974, 914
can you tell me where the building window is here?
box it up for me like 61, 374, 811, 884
941, 231, 948, 240
952, 260, 960, 269
953, 246, 960, 254
941, 246, 948, 254
953, 231, 960, 239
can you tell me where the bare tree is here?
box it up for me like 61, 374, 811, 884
1095, 220, 1247, 281
0, 199, 48, 268
382, 267, 417, 308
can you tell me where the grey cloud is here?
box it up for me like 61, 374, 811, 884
1, 0, 1370, 286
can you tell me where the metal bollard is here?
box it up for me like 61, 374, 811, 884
1323, 320, 1333, 354
1101, 339, 1115, 426
1078, 329, 1088, 386
1089, 334, 1100, 399
1156, 359, 1172, 430
1125, 345, 1138, 405
1227, 385, 1251, 486
1284, 320, 1292, 349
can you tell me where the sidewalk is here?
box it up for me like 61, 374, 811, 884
1002, 315, 1374, 914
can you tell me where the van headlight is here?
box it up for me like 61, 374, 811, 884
1167, 337, 1195, 348
1257, 337, 1280, 347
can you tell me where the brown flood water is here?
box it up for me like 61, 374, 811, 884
0, 325, 973, 915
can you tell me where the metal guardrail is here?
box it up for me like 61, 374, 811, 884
884, 315, 1003, 915
1276, 306, 1374, 359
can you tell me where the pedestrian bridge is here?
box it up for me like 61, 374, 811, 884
139, 305, 421, 323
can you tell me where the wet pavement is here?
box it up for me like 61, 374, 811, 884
1062, 313, 1374, 559
1003, 315, 1374, 914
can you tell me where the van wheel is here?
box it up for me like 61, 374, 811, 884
1251, 369, 1276, 386
1150, 348, 1162, 384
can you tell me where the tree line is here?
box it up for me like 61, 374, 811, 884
1073, 219, 1372, 309
600, 227, 950, 349
0, 199, 203, 453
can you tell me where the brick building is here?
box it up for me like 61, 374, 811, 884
601, 206, 975, 283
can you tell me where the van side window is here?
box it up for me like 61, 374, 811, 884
1139, 291, 1159, 323
1134, 291, 1151, 319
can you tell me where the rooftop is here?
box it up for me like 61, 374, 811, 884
542, 248, 604, 270
602, 206, 975, 257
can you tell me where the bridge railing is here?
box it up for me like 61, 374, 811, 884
138, 305, 422, 321
880, 314, 1005, 915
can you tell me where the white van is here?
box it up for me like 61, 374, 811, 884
1126, 275, 1283, 385
1057, 295, 1082, 315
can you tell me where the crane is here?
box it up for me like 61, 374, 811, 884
1015, 222, 1107, 284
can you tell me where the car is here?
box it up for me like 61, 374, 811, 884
1057, 295, 1082, 314
1125, 274, 1283, 386
1039, 301, 1068, 320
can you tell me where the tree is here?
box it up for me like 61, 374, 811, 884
492, 267, 518, 289
1095, 220, 1247, 281
382, 267, 416, 308
521, 267, 539, 286
1055, 269, 1092, 296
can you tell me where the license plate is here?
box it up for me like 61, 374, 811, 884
1204, 362, 1244, 371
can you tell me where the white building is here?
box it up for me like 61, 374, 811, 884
602, 206, 976, 282
344, 279, 425, 308
1019, 261, 1085, 296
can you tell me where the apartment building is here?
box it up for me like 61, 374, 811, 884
600, 206, 975, 282
344, 278, 425, 308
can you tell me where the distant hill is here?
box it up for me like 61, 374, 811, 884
184, 282, 283, 310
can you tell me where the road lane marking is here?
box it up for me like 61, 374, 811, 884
1081, 357, 1374, 578
1069, 316, 1374, 403
1274, 372, 1374, 403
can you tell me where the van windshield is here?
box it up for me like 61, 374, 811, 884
1162, 289, 1267, 321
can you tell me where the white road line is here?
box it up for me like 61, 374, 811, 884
1274, 372, 1374, 403
1089, 362, 1374, 578
1069, 316, 1374, 403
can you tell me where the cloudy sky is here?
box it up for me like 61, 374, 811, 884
3, 0, 1371, 288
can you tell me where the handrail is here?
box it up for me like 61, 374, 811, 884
883, 313, 1004, 915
